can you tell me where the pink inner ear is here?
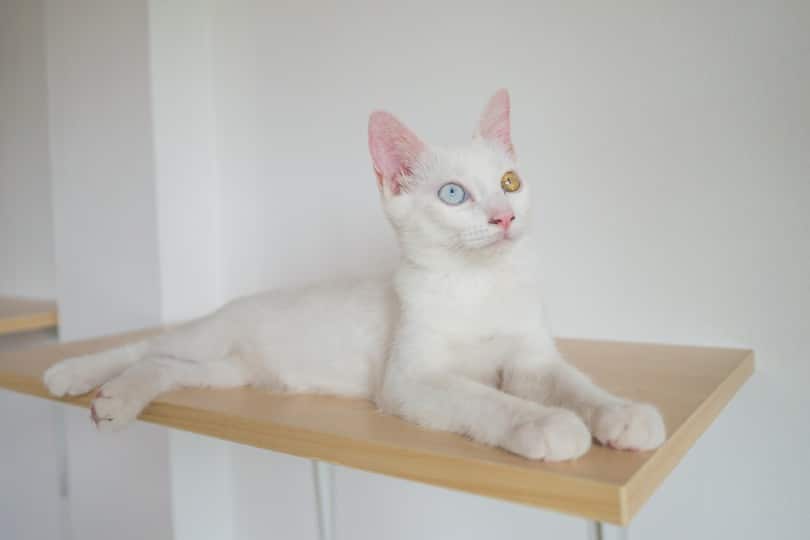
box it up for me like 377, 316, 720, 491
368, 111, 425, 194
477, 89, 514, 157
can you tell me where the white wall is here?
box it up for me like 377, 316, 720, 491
0, 0, 55, 299
0, 3, 61, 538
0, 392, 62, 539
44, 2, 172, 540
211, 2, 809, 539
45, 0, 164, 341
3, 2, 220, 539
149, 0, 223, 324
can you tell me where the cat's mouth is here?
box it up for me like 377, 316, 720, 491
474, 230, 518, 250
456, 223, 521, 251
492, 223, 520, 244
495, 233, 518, 248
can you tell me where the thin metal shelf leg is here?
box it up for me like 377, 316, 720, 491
312, 460, 336, 540
588, 520, 628, 540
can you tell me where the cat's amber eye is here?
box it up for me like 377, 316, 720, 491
501, 171, 521, 193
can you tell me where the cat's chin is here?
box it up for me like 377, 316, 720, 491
466, 233, 521, 258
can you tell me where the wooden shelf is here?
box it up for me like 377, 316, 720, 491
0, 296, 58, 336
0, 328, 752, 525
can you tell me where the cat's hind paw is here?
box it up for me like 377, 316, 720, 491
504, 410, 592, 461
44, 358, 100, 397
90, 388, 144, 432
592, 402, 666, 451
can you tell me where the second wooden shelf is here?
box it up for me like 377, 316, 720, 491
0, 296, 58, 336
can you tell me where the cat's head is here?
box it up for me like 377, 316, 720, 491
369, 90, 530, 264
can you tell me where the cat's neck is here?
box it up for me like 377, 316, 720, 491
397, 235, 534, 275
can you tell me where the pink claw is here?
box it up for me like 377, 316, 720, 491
90, 402, 99, 426
90, 389, 106, 426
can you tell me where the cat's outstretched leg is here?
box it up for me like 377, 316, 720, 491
44, 313, 249, 429
44, 342, 148, 397
90, 355, 248, 431
503, 351, 666, 451
379, 369, 591, 461
378, 334, 592, 461
44, 313, 237, 399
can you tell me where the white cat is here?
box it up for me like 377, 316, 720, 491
43, 90, 665, 461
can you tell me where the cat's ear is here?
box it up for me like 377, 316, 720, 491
476, 89, 514, 157
368, 111, 425, 195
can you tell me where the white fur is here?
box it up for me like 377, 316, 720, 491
44, 91, 665, 460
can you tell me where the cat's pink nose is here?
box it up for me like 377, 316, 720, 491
488, 212, 515, 231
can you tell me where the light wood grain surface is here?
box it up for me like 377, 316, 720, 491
0, 296, 58, 336
0, 329, 752, 524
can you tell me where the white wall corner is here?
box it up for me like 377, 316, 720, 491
148, 0, 222, 325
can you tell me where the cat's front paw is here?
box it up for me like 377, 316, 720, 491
503, 410, 592, 461
592, 402, 666, 451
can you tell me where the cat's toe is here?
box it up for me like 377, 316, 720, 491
43, 364, 71, 397
506, 410, 592, 461
592, 402, 666, 451
90, 389, 142, 431
44, 362, 96, 397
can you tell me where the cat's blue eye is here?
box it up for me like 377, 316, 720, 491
437, 182, 467, 205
